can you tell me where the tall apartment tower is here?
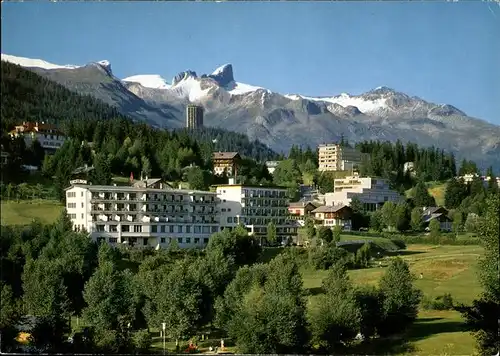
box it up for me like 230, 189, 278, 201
186, 105, 204, 129
318, 143, 363, 172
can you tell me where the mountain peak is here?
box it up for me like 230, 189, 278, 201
94, 60, 112, 74
368, 86, 397, 95
209, 63, 234, 87
172, 70, 198, 86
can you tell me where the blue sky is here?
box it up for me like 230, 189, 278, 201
2, 2, 499, 124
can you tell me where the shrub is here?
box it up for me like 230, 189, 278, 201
390, 239, 406, 250
133, 329, 152, 353
422, 293, 454, 310
309, 244, 352, 270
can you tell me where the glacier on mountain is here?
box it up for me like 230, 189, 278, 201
123, 74, 171, 89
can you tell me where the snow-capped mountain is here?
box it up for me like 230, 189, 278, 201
122, 74, 171, 90
2, 53, 500, 170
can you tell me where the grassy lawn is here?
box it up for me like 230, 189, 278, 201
406, 180, 447, 206
1, 199, 64, 225
302, 244, 482, 355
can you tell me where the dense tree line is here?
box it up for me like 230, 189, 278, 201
1, 214, 425, 354
0, 61, 275, 192
456, 194, 500, 355
356, 140, 457, 192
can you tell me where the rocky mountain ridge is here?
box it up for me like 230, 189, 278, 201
2, 54, 499, 170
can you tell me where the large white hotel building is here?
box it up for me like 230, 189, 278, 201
323, 174, 402, 211
216, 181, 298, 241
65, 178, 297, 248
65, 179, 219, 249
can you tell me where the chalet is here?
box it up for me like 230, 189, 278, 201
312, 204, 353, 230
212, 152, 241, 177
132, 177, 173, 189
9, 121, 66, 152
288, 201, 320, 216
422, 206, 452, 231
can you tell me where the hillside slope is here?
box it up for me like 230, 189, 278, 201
0, 61, 276, 162
3, 54, 499, 170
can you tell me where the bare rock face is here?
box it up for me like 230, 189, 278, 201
172, 71, 197, 86
6, 54, 499, 171
208, 64, 234, 87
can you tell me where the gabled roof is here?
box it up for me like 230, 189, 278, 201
72, 165, 95, 175
312, 204, 352, 213
132, 178, 172, 189
422, 206, 448, 216
213, 152, 240, 160
289, 201, 320, 209
422, 213, 452, 223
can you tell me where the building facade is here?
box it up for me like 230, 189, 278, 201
212, 152, 241, 176
288, 201, 319, 216
422, 206, 452, 231
65, 181, 219, 249
312, 205, 353, 230
215, 183, 297, 242
324, 174, 402, 211
186, 105, 204, 129
9, 122, 66, 151
318, 143, 363, 172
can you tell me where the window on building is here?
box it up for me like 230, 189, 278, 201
186, 226, 191, 233
177, 237, 183, 244
227, 217, 232, 223
81, 202, 84, 208
160, 237, 166, 243
194, 238, 200, 244
211, 226, 218, 233
161, 225, 166, 233
194, 226, 201, 234
143, 238, 148, 246
151, 225, 157, 233
81, 191, 84, 197
109, 237, 117, 243
96, 225, 105, 232
202, 226, 210, 234
122, 225, 130, 232
67, 202, 76, 209
169, 225, 174, 233
134, 225, 142, 233
177, 226, 183, 233
186, 238, 191, 244
81, 213, 84, 219
110, 225, 118, 232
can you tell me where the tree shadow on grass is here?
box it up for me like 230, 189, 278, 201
386, 250, 426, 257
347, 317, 470, 355
348, 336, 417, 355
406, 317, 471, 342
307, 287, 324, 296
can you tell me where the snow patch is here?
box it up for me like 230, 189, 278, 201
211, 64, 231, 76
1, 53, 80, 70
122, 74, 171, 90
285, 93, 388, 113
227, 81, 263, 96
170, 76, 211, 102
